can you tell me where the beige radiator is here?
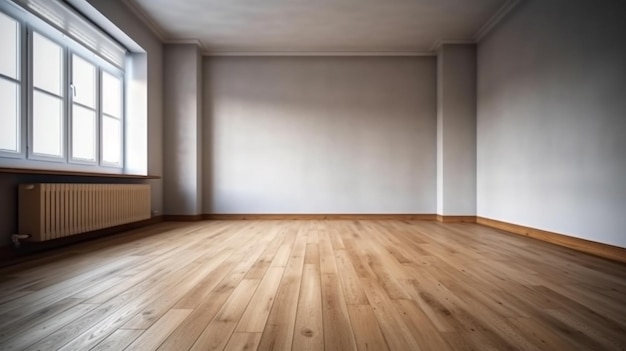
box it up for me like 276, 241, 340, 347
18, 183, 151, 242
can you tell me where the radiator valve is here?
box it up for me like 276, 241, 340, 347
11, 234, 30, 249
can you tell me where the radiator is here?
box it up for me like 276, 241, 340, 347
18, 183, 151, 242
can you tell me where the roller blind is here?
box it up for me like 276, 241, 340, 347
13, 0, 126, 68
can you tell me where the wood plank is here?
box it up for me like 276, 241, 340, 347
321, 273, 357, 351
293, 264, 324, 351
122, 248, 235, 329
223, 332, 262, 351
244, 228, 284, 279
257, 228, 306, 351
347, 304, 389, 351
304, 243, 320, 265
124, 309, 192, 351
360, 279, 422, 351
236, 267, 285, 332
393, 299, 453, 350
90, 329, 143, 351
318, 229, 338, 275
190, 279, 260, 351
0, 297, 84, 343
156, 271, 248, 351
0, 303, 99, 351
334, 250, 369, 305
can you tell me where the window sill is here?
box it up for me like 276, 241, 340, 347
0, 167, 160, 179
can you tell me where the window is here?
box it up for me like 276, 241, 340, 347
0, 1, 126, 170
71, 54, 97, 162
0, 12, 20, 153
32, 31, 64, 157
101, 71, 123, 165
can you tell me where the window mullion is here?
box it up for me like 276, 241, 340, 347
68, 48, 73, 163
97, 66, 102, 166
19, 19, 27, 156
26, 25, 33, 159
64, 45, 69, 162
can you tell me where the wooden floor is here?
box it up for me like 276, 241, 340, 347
0, 220, 625, 351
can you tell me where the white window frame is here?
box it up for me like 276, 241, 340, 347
27, 28, 68, 162
99, 67, 125, 167
69, 52, 99, 165
0, 10, 26, 159
0, 0, 126, 170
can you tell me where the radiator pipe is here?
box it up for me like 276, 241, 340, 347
11, 234, 30, 249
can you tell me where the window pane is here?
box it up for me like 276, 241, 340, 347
72, 104, 96, 161
33, 91, 63, 156
0, 12, 19, 80
72, 55, 96, 108
102, 71, 121, 117
0, 79, 19, 151
33, 32, 63, 95
102, 115, 121, 164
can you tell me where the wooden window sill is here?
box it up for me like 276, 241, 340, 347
0, 167, 160, 179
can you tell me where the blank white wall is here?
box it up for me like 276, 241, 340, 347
204, 56, 436, 214
163, 44, 203, 215
477, 0, 626, 247
437, 44, 477, 216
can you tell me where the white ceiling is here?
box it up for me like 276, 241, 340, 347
124, 0, 517, 54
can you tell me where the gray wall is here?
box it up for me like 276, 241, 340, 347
437, 44, 477, 216
204, 56, 437, 214
163, 44, 203, 215
477, 0, 626, 247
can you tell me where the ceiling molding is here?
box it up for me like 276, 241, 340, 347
203, 51, 437, 57
164, 38, 206, 50
121, 0, 167, 41
430, 39, 475, 52
473, 0, 521, 41
121, 0, 520, 55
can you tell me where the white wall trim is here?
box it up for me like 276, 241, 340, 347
430, 39, 475, 52
203, 51, 436, 57
164, 39, 206, 50
121, 0, 520, 55
473, 0, 521, 42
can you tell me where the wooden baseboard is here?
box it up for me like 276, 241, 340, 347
436, 215, 477, 223
477, 217, 626, 264
0, 216, 164, 268
202, 214, 437, 221
163, 214, 204, 222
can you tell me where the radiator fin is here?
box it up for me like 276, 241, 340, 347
18, 183, 151, 242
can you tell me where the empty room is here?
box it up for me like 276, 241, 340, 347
0, 0, 625, 350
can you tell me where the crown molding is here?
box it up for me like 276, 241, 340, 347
430, 39, 475, 52
164, 38, 206, 50
121, 0, 208, 52
121, 0, 520, 55
474, 0, 521, 41
121, 0, 167, 41
429, 0, 521, 52
203, 51, 436, 57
